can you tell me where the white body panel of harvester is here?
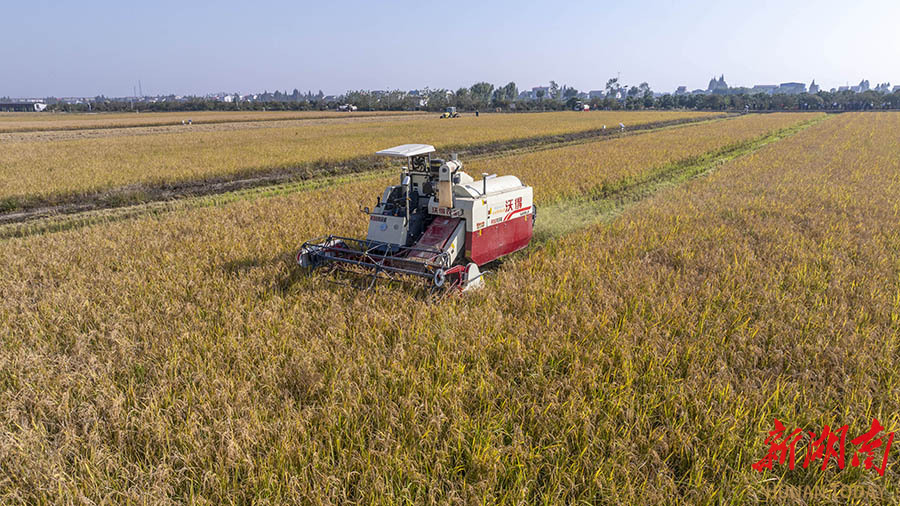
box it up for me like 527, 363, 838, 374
432, 175, 534, 232
366, 213, 408, 247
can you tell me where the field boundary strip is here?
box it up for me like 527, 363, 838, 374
0, 115, 820, 242
0, 113, 732, 220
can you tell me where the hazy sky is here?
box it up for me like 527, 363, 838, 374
3, 0, 899, 97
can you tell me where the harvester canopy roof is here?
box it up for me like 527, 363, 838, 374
376, 144, 436, 158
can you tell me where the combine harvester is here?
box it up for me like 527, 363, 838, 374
440, 107, 460, 118
298, 144, 535, 292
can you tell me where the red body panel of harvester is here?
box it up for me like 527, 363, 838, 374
465, 213, 533, 265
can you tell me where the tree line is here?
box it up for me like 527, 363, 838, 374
42, 81, 900, 113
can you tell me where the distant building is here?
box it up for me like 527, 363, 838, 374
0, 102, 47, 112
838, 86, 851, 92
777, 82, 806, 94
808, 80, 819, 94
707, 75, 728, 93
848, 80, 870, 93
874, 82, 891, 92
751, 85, 778, 95
588, 90, 605, 99
893, 85, 900, 93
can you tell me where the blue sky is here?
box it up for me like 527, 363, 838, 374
3, 0, 899, 97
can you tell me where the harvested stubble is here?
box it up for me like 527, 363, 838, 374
2, 113, 889, 504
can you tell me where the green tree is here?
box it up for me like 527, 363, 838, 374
549, 81, 560, 100
605, 78, 620, 98
638, 83, 653, 107
469, 82, 494, 109
454, 88, 473, 110
503, 82, 518, 101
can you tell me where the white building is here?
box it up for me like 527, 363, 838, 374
531, 86, 550, 99
777, 82, 806, 94
751, 85, 778, 95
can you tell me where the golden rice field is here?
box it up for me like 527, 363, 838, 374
0, 109, 424, 133
7, 112, 895, 504
0, 110, 715, 204
0, 112, 432, 144
500, 112, 900, 502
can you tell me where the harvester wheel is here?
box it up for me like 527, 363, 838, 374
297, 248, 317, 268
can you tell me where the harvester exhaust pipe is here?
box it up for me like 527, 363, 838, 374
402, 174, 411, 226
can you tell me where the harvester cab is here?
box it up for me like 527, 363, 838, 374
364, 144, 437, 250
298, 144, 535, 292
